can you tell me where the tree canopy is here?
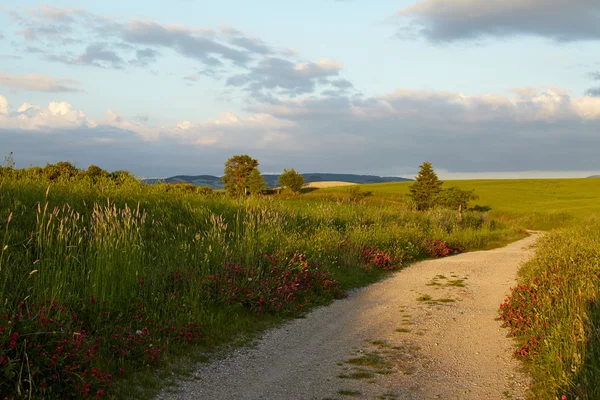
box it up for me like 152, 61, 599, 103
408, 161, 443, 210
437, 187, 479, 210
246, 169, 267, 195
222, 154, 261, 196
278, 168, 304, 193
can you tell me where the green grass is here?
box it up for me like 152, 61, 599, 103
499, 224, 600, 399
0, 170, 523, 399
317, 178, 600, 230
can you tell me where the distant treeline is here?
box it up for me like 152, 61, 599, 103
0, 161, 215, 195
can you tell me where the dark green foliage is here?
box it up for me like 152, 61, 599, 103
437, 187, 479, 210
247, 169, 267, 195
222, 154, 260, 196
0, 159, 137, 187
86, 164, 109, 181
44, 161, 79, 181
278, 168, 304, 193
408, 161, 443, 210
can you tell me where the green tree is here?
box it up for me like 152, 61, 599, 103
437, 187, 479, 210
408, 161, 443, 210
43, 161, 79, 181
86, 165, 109, 181
278, 168, 304, 193
222, 154, 260, 196
247, 169, 267, 195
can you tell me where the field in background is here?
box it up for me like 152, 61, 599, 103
317, 178, 600, 230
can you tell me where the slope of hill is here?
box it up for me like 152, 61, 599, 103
142, 173, 411, 189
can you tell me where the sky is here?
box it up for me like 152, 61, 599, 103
0, 0, 599, 179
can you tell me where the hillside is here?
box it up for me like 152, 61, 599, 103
142, 173, 412, 189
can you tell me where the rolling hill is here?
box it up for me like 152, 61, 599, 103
142, 173, 412, 189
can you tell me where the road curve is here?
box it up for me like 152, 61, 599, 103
158, 234, 537, 400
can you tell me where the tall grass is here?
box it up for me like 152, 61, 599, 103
0, 173, 523, 399
499, 223, 600, 399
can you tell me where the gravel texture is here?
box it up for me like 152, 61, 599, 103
157, 234, 537, 400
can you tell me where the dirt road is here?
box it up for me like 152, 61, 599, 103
158, 234, 537, 400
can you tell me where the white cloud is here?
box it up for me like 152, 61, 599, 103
2, 88, 599, 176
0, 97, 95, 130
0, 72, 83, 92
0, 96, 9, 115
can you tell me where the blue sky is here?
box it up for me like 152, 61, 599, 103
1, 0, 600, 178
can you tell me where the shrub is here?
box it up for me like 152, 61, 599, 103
278, 169, 304, 193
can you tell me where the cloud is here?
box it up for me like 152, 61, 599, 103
590, 71, 600, 80
0, 95, 297, 176
2, 88, 600, 176
0, 72, 83, 92
0, 96, 95, 130
330, 79, 354, 90
587, 87, 600, 97
0, 96, 8, 114
28, 4, 86, 23
129, 48, 159, 67
228, 36, 272, 55
5, 5, 347, 99
226, 57, 345, 98
120, 20, 251, 66
77, 43, 125, 68
395, 0, 600, 42
0, 33, 5, 40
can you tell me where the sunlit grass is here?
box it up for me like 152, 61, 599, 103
0, 173, 523, 399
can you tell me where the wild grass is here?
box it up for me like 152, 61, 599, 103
0, 169, 522, 399
499, 224, 600, 399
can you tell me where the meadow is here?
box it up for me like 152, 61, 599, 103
0, 166, 523, 399
311, 178, 600, 399
329, 178, 600, 230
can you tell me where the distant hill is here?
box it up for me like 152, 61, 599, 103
142, 173, 412, 190
589, 175, 600, 178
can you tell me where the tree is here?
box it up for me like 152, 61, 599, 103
86, 165, 109, 181
246, 169, 267, 195
278, 168, 304, 193
408, 161, 443, 210
437, 187, 479, 210
222, 154, 260, 196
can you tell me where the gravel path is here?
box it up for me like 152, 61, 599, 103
158, 234, 537, 400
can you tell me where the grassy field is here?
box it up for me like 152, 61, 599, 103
0, 168, 524, 399
319, 178, 600, 230
309, 178, 600, 399
3, 165, 600, 400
